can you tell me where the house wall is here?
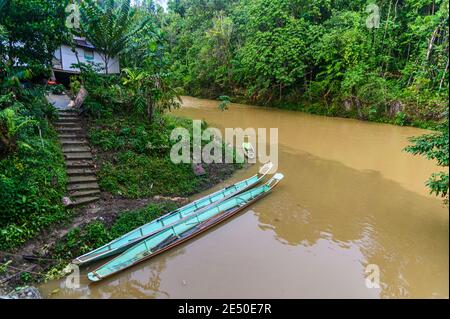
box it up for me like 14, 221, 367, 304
54, 45, 120, 74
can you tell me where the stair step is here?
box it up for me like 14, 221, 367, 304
56, 117, 80, 122
58, 115, 79, 120
67, 197, 100, 208
66, 160, 95, 168
67, 168, 96, 176
60, 140, 88, 146
63, 146, 91, 153
58, 110, 77, 114
64, 152, 93, 160
56, 125, 82, 129
58, 112, 79, 118
55, 122, 81, 127
58, 114, 79, 119
69, 189, 101, 198
58, 134, 79, 139
67, 182, 99, 192
57, 120, 80, 124
69, 175, 97, 184
56, 127, 83, 133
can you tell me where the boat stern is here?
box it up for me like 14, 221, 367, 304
71, 258, 82, 266
87, 271, 101, 282
267, 173, 284, 188
258, 161, 274, 175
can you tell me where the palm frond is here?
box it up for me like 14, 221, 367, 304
78, 0, 148, 64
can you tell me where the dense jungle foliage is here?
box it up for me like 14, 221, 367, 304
0, 0, 239, 251
0, 0, 69, 250
163, 0, 449, 127
0, 85, 68, 250
162, 0, 449, 199
0, 0, 448, 257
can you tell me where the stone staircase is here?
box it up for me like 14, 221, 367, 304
55, 109, 100, 207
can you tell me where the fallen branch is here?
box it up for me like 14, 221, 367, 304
0, 265, 36, 285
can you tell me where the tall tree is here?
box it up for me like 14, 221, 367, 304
78, 0, 150, 74
0, 0, 69, 75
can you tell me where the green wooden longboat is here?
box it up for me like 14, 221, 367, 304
87, 173, 284, 282
72, 162, 274, 266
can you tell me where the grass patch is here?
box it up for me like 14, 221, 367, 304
98, 155, 199, 198
88, 112, 237, 198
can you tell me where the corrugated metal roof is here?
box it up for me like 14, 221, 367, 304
74, 38, 95, 49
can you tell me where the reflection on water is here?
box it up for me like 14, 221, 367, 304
257, 145, 448, 298
40, 96, 448, 298
46, 248, 184, 298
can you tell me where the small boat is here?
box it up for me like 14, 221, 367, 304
242, 142, 255, 159
87, 173, 284, 282
72, 162, 274, 266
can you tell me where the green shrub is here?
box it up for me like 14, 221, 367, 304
0, 87, 68, 250
55, 222, 111, 260
405, 113, 449, 203
20, 272, 32, 283
0, 133, 68, 249
48, 84, 65, 95
218, 95, 231, 111
394, 111, 408, 126
69, 76, 82, 96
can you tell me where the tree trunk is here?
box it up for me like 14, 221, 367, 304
382, 1, 392, 44
426, 26, 440, 61
0, 134, 8, 157
71, 43, 85, 86
105, 56, 110, 75
384, 0, 400, 75
147, 103, 154, 124
0, 131, 13, 158
98, 53, 110, 75
439, 58, 449, 90
382, 1, 393, 76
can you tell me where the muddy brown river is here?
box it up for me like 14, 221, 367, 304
40, 96, 448, 298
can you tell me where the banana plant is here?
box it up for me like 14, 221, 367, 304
0, 108, 37, 158
122, 68, 181, 124
77, 0, 150, 74
0, 69, 32, 90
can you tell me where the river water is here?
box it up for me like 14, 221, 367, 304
40, 96, 448, 298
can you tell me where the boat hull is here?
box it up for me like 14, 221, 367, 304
88, 173, 284, 282
73, 164, 273, 266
